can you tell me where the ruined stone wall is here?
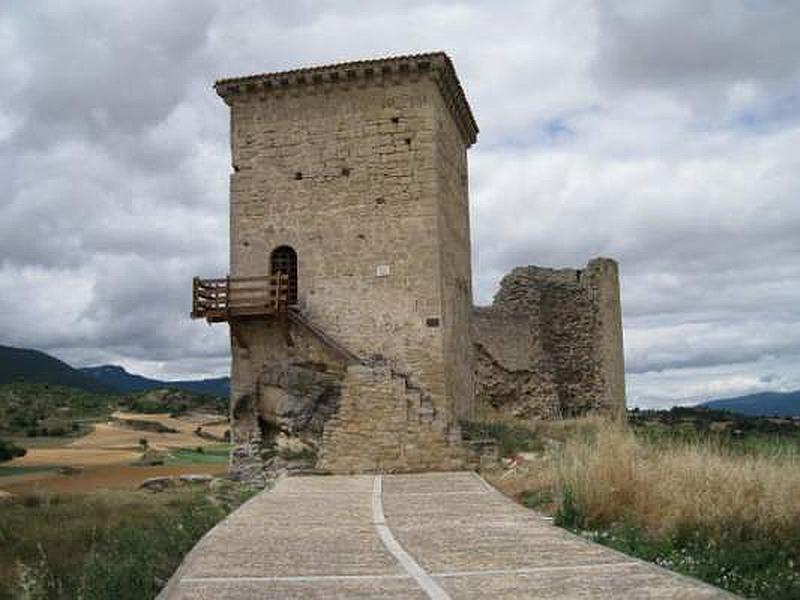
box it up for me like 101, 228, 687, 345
588, 259, 626, 419
227, 320, 349, 483
473, 258, 625, 419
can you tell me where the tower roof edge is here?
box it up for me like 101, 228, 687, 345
214, 51, 478, 146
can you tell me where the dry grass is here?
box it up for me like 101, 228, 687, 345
8, 448, 140, 467
555, 420, 800, 537
483, 417, 800, 597
69, 412, 228, 451
489, 417, 800, 536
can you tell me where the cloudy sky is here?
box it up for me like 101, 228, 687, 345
2, 0, 799, 408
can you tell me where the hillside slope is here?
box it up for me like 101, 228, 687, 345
698, 390, 800, 417
0, 345, 111, 393
81, 365, 229, 398
0, 382, 115, 437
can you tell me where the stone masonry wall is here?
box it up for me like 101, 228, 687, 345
229, 317, 466, 480
473, 258, 625, 420
318, 364, 464, 474
227, 78, 446, 405
433, 87, 475, 420
227, 319, 350, 483
217, 54, 478, 479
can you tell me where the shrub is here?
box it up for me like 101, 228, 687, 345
0, 439, 26, 462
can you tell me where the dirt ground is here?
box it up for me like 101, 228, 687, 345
1, 412, 231, 494
8, 447, 141, 467
0, 463, 228, 494
68, 412, 229, 451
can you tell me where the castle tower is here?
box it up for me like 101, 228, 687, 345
199, 53, 478, 477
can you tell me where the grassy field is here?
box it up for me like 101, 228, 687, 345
0, 380, 243, 598
0, 483, 257, 599
0, 466, 55, 477
472, 414, 800, 599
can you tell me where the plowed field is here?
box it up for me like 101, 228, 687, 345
0, 412, 230, 493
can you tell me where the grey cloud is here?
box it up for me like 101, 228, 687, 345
625, 317, 800, 373
4, 1, 218, 149
594, 1, 800, 88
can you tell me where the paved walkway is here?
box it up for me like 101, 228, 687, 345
160, 472, 735, 599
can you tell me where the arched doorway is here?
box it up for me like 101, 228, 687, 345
270, 245, 298, 306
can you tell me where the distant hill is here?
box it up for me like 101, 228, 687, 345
81, 365, 229, 398
697, 390, 800, 417
0, 345, 111, 393
0, 344, 229, 399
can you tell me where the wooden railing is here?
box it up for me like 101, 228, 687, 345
191, 274, 289, 323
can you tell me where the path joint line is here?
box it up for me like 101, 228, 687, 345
372, 475, 452, 600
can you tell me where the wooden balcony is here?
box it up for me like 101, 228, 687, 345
191, 274, 289, 323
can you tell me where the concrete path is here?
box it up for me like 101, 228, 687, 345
160, 472, 735, 599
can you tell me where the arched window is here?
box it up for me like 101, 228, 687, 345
270, 245, 298, 306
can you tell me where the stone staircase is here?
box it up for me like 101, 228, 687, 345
285, 308, 463, 472
289, 307, 440, 428
287, 307, 364, 365
317, 364, 464, 473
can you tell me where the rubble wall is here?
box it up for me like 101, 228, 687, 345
473, 258, 625, 419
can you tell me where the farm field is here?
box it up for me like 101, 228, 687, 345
0, 412, 230, 493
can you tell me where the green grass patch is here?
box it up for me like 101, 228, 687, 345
0, 465, 56, 478
166, 445, 231, 465
0, 484, 258, 599
573, 520, 800, 599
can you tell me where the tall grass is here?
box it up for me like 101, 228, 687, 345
485, 418, 800, 598
556, 421, 800, 538
0, 483, 257, 599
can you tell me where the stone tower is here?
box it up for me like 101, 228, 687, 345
473, 258, 626, 421
206, 53, 478, 477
